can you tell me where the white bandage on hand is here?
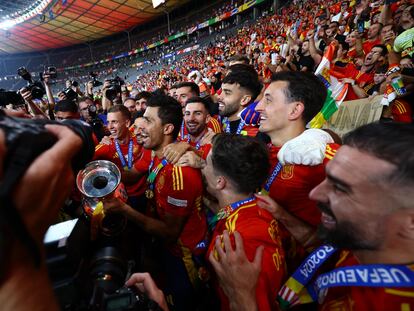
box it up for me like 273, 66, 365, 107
278, 129, 334, 166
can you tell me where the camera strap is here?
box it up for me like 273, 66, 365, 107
0, 135, 43, 280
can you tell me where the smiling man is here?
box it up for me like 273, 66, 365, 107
103, 95, 207, 311
209, 122, 414, 311
217, 67, 262, 136
94, 105, 146, 206
255, 71, 337, 255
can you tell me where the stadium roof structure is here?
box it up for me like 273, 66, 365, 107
0, 0, 189, 55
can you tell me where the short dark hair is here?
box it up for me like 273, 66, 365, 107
108, 104, 131, 121
146, 95, 183, 140
77, 96, 93, 105
343, 122, 414, 187
211, 134, 270, 194
229, 54, 250, 64
175, 82, 200, 97
152, 87, 168, 96
123, 97, 136, 104
185, 96, 210, 112
222, 67, 262, 101
372, 44, 388, 57
271, 71, 327, 124
55, 99, 78, 113
136, 91, 152, 101
375, 64, 388, 74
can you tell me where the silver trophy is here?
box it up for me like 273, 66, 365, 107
77, 160, 128, 237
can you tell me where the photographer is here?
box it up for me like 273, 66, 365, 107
0, 113, 82, 311
42, 73, 56, 114
101, 78, 124, 111
78, 96, 109, 141
19, 87, 49, 119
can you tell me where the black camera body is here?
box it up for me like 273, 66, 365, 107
45, 214, 159, 311
0, 89, 25, 108
62, 87, 79, 102
101, 287, 162, 311
40, 66, 57, 81
90, 72, 103, 88
85, 104, 107, 141
105, 77, 124, 101
17, 67, 46, 100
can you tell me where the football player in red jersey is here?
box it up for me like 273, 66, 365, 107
103, 95, 207, 311
217, 66, 262, 137
164, 96, 215, 167
175, 81, 221, 138
203, 134, 286, 311
255, 71, 338, 254
93, 105, 147, 209
208, 122, 414, 311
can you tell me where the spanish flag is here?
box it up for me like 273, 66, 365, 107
309, 43, 349, 128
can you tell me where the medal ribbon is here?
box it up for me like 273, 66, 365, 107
186, 129, 206, 150
180, 120, 187, 140
146, 153, 168, 193
223, 117, 245, 135
208, 196, 255, 231
308, 264, 414, 302
261, 162, 283, 195
277, 244, 337, 309
115, 139, 133, 170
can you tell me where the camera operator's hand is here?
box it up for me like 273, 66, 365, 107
57, 91, 67, 101
12, 124, 82, 243
125, 273, 169, 311
0, 123, 82, 311
86, 81, 94, 97
19, 87, 33, 104
43, 74, 51, 85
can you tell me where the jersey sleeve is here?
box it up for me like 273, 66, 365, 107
134, 148, 152, 173
93, 144, 112, 160
163, 166, 203, 217
231, 210, 286, 311
208, 117, 223, 133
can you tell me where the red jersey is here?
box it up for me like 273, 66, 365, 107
176, 131, 213, 160
392, 99, 413, 123
149, 156, 207, 256
208, 198, 286, 311
362, 38, 381, 55
267, 144, 333, 227
333, 63, 374, 100
178, 118, 222, 139
267, 143, 339, 272
187, 139, 212, 160
320, 251, 414, 311
94, 136, 146, 197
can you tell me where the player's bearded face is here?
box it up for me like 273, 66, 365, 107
218, 83, 243, 118
184, 102, 208, 136
316, 199, 383, 251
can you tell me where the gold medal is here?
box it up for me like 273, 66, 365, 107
145, 189, 154, 199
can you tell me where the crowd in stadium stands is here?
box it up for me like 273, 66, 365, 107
1, 0, 414, 310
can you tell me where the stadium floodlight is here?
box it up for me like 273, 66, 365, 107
152, 0, 166, 9
0, 0, 52, 30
